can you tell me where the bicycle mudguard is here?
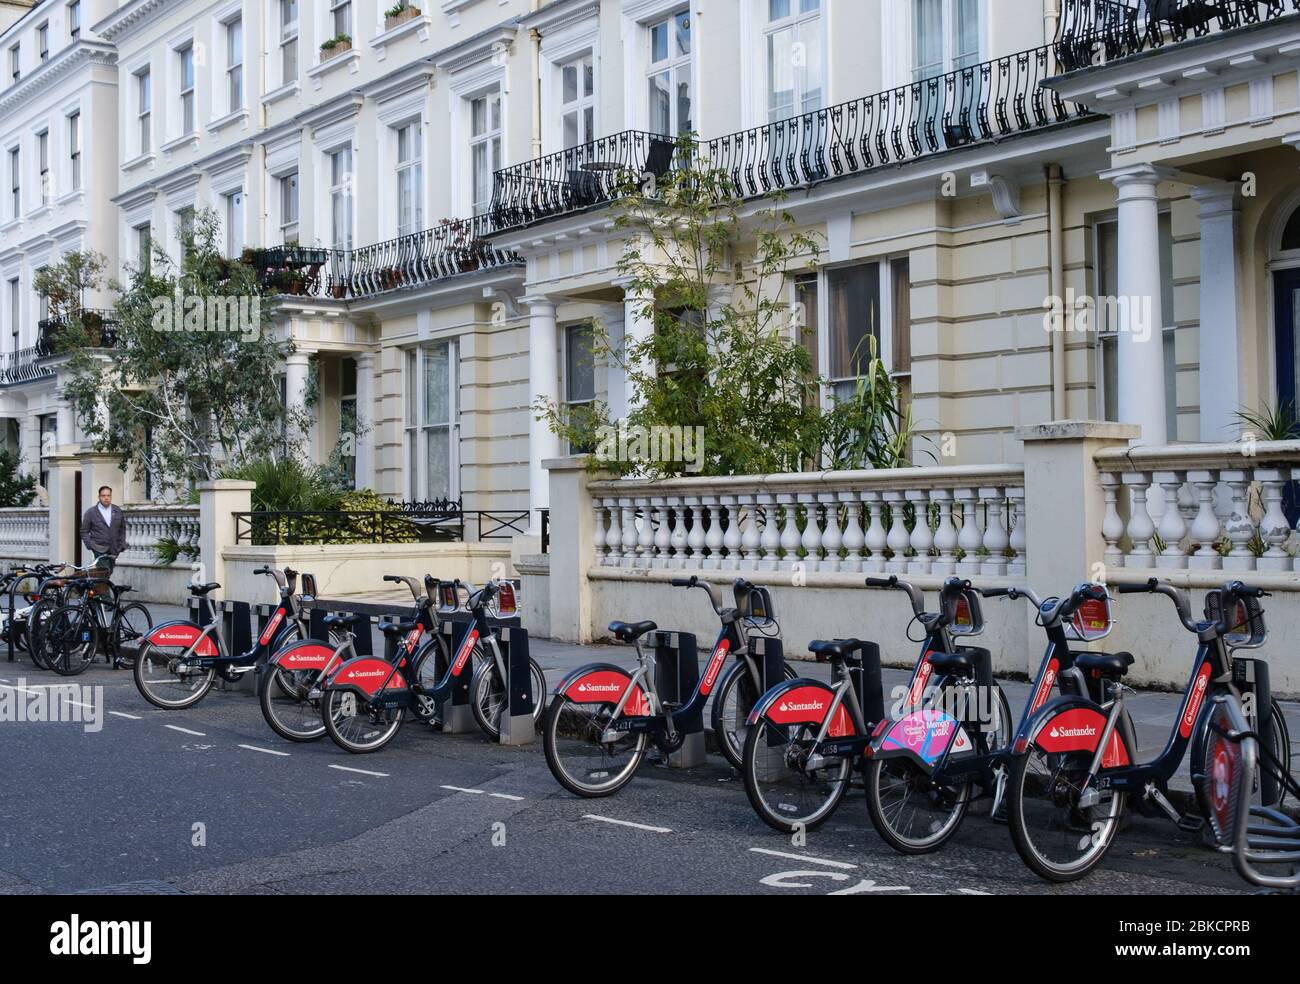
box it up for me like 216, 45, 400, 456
322, 656, 407, 697
1021, 695, 1131, 768
745, 678, 854, 737
145, 620, 218, 657
871, 709, 974, 772
553, 662, 649, 715
268, 640, 338, 672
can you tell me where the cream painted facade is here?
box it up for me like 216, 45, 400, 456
2, 0, 1298, 537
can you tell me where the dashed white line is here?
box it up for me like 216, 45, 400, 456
583, 814, 672, 834
489, 793, 524, 801
238, 744, 290, 757
441, 785, 485, 795
163, 725, 206, 736
108, 711, 142, 720
748, 847, 858, 870
329, 764, 389, 778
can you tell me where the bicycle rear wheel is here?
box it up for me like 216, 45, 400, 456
321, 689, 404, 753
470, 657, 546, 740
543, 693, 647, 797
865, 757, 971, 854
742, 719, 852, 833
133, 640, 217, 709
43, 605, 99, 676
713, 661, 797, 770
23, 598, 58, 669
1007, 744, 1125, 882
111, 602, 153, 669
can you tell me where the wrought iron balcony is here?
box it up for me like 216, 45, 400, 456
0, 347, 52, 387
487, 130, 683, 233
36, 309, 120, 357
1055, 0, 1300, 73
707, 45, 1092, 200
487, 46, 1093, 232
255, 215, 521, 301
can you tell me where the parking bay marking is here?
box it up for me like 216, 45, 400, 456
329, 764, 389, 778
164, 725, 206, 737
748, 847, 857, 871
583, 814, 672, 834
239, 744, 290, 757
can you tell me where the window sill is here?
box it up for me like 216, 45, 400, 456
54, 189, 84, 207
28, 204, 51, 220
0, 217, 22, 235
160, 133, 200, 155
263, 80, 300, 106
121, 151, 156, 173
371, 13, 432, 61
307, 47, 361, 90
207, 107, 249, 134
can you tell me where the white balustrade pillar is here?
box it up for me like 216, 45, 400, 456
1221, 470, 1256, 572
1187, 469, 1222, 570
1255, 468, 1292, 572
1154, 470, 1189, 569
906, 489, 933, 575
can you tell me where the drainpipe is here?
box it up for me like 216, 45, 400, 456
530, 25, 543, 159
1048, 163, 1066, 419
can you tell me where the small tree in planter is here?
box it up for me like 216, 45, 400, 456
385, 3, 421, 29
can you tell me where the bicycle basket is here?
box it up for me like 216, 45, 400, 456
948, 588, 984, 637
1205, 590, 1267, 649
734, 582, 777, 628
1064, 592, 1114, 643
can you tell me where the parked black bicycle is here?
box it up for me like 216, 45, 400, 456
35, 575, 153, 675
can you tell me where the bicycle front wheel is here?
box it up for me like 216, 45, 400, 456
713, 660, 797, 770
260, 666, 328, 742
23, 598, 58, 668
43, 605, 99, 676
321, 689, 404, 753
1007, 745, 1125, 882
133, 640, 217, 709
742, 719, 851, 833
865, 757, 971, 854
542, 693, 647, 797
470, 657, 547, 740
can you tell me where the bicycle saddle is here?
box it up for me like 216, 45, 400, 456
379, 619, 420, 635
189, 582, 220, 595
808, 639, 865, 662
926, 650, 974, 676
324, 612, 366, 629
115, 585, 133, 594
1075, 651, 1133, 677
609, 620, 657, 642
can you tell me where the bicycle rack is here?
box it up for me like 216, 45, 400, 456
496, 625, 535, 746
652, 630, 703, 768
1235, 656, 1281, 807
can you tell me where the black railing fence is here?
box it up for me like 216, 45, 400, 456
1055, 0, 1300, 72
0, 347, 51, 386
36, 309, 120, 356
232, 507, 531, 546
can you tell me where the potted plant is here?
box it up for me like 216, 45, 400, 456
385, 3, 421, 29
320, 34, 352, 59
330, 280, 348, 300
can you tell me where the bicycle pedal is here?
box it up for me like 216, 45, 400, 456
1177, 814, 1205, 834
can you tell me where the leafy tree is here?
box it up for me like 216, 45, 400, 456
536, 143, 919, 477
0, 448, 38, 507
61, 209, 309, 497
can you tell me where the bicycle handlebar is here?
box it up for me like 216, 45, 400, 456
1116, 577, 1200, 633
864, 575, 928, 619
981, 585, 1047, 609
670, 575, 724, 616
383, 574, 423, 603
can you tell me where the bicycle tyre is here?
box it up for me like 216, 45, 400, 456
712, 659, 797, 770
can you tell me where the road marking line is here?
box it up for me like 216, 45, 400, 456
239, 744, 290, 757
164, 725, 206, 736
489, 793, 524, 801
109, 711, 142, 720
0, 683, 42, 695
958, 888, 991, 895
749, 847, 857, 870
583, 814, 672, 834
441, 785, 484, 794
329, 764, 389, 778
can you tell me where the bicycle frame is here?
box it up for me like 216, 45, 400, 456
144, 577, 300, 676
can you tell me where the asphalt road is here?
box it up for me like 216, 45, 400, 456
0, 653, 1265, 896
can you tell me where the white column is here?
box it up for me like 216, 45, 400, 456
353, 350, 376, 491
524, 294, 561, 530
1191, 182, 1242, 442
1104, 164, 1169, 446
284, 350, 312, 458
616, 279, 655, 415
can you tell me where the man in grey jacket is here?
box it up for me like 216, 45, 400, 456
80, 485, 128, 574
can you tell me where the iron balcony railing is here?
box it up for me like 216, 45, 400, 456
707, 45, 1091, 200
36, 309, 120, 357
253, 214, 522, 302
487, 45, 1094, 232
486, 129, 683, 233
0, 347, 52, 387
1055, 0, 1300, 73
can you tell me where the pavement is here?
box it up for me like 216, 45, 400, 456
0, 612, 1296, 895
